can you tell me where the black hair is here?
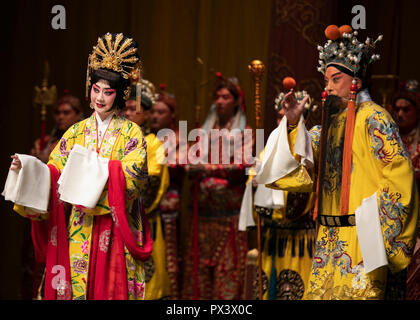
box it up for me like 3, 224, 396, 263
90, 68, 129, 111
212, 78, 240, 102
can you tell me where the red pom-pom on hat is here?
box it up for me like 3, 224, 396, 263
282, 77, 296, 91
215, 71, 223, 79
159, 83, 167, 91
325, 25, 340, 40
63, 89, 69, 95
339, 25, 352, 37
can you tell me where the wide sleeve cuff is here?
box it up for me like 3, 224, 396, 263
255, 115, 313, 185
2, 154, 50, 213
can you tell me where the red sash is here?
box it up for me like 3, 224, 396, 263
31, 164, 72, 300
31, 161, 153, 300
88, 160, 153, 299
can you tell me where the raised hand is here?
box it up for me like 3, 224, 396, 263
281, 89, 310, 126
10, 154, 22, 171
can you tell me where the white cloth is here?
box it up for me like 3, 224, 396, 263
96, 112, 113, 145
238, 154, 285, 231
255, 115, 313, 184
238, 179, 285, 231
2, 154, 50, 213
355, 192, 388, 273
254, 184, 284, 209
238, 181, 255, 231
58, 144, 109, 208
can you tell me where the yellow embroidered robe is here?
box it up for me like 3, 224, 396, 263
248, 150, 316, 300
14, 112, 149, 300
143, 133, 170, 300
269, 101, 418, 299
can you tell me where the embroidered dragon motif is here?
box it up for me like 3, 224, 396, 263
367, 110, 409, 162
312, 227, 359, 277
379, 188, 413, 257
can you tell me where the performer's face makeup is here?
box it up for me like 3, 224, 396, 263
91, 80, 116, 120
215, 88, 236, 119
151, 101, 174, 131
122, 100, 148, 126
53, 103, 80, 131
394, 98, 417, 132
324, 66, 356, 101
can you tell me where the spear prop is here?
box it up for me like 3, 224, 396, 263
248, 59, 265, 300
34, 61, 57, 151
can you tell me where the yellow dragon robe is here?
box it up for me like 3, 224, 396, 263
267, 98, 418, 299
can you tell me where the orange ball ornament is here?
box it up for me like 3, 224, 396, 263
324, 25, 340, 40
339, 25, 352, 37
283, 77, 296, 91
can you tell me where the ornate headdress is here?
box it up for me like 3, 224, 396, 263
86, 32, 141, 101
128, 78, 158, 110
317, 25, 382, 78
274, 77, 316, 113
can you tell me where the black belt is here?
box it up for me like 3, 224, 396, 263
255, 206, 273, 218
255, 206, 315, 230
318, 214, 355, 227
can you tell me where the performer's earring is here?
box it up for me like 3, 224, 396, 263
351, 78, 358, 92
90, 102, 94, 109
349, 77, 358, 100
321, 88, 328, 104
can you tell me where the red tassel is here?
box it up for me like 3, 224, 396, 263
340, 84, 357, 215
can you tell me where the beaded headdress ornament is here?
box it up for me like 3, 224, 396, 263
274, 77, 316, 112
317, 25, 382, 77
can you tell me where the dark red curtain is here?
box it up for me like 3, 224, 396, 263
264, 0, 417, 137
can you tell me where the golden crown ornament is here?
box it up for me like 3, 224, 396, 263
85, 33, 141, 101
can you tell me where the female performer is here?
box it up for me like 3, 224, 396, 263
7, 33, 152, 300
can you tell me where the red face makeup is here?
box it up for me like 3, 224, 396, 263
324, 66, 355, 100
90, 80, 117, 120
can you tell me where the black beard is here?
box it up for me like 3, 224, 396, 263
324, 94, 345, 115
